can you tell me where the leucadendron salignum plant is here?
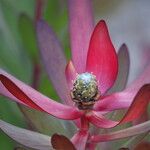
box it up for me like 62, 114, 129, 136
0, 0, 150, 150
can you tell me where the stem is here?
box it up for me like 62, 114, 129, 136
86, 142, 96, 150
32, 61, 41, 90
81, 114, 89, 131
35, 0, 44, 22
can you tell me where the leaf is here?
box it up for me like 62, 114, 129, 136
0, 69, 82, 120
18, 106, 74, 137
0, 119, 52, 150
91, 120, 150, 142
36, 20, 72, 105
86, 20, 118, 94
109, 44, 130, 93
134, 142, 150, 150
51, 134, 76, 150
19, 14, 38, 60
68, 0, 94, 73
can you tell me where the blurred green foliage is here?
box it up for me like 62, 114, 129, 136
0, 0, 34, 149
0, 0, 71, 149
19, 14, 39, 60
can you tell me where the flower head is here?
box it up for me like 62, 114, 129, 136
71, 72, 100, 109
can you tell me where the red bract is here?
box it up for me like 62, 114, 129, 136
86, 20, 118, 94
0, 0, 150, 150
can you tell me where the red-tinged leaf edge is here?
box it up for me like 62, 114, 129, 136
51, 134, 76, 150
0, 74, 44, 111
88, 84, 150, 128
120, 84, 150, 123
134, 142, 150, 150
65, 60, 78, 89
0, 72, 83, 120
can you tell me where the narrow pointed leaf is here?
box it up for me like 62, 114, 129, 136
120, 84, 150, 123
94, 92, 134, 111
87, 112, 118, 128
71, 130, 89, 150
0, 120, 52, 150
90, 120, 150, 142
68, 0, 94, 73
132, 110, 149, 125
86, 20, 118, 94
0, 69, 83, 120
102, 64, 150, 112
109, 44, 130, 93
36, 20, 71, 105
65, 60, 78, 89
94, 65, 150, 111
51, 134, 76, 150
91, 84, 150, 128
17, 106, 73, 136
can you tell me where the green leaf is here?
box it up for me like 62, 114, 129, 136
19, 14, 38, 60
18, 106, 74, 137
0, 131, 15, 150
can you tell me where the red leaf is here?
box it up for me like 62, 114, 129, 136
0, 70, 83, 120
89, 84, 150, 128
86, 20, 118, 94
51, 134, 76, 150
0, 74, 43, 111
134, 142, 150, 150
121, 84, 150, 123
65, 60, 78, 89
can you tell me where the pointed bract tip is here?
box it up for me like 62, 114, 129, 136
119, 43, 128, 51
66, 60, 74, 70
118, 43, 130, 58
121, 43, 127, 48
97, 20, 107, 28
